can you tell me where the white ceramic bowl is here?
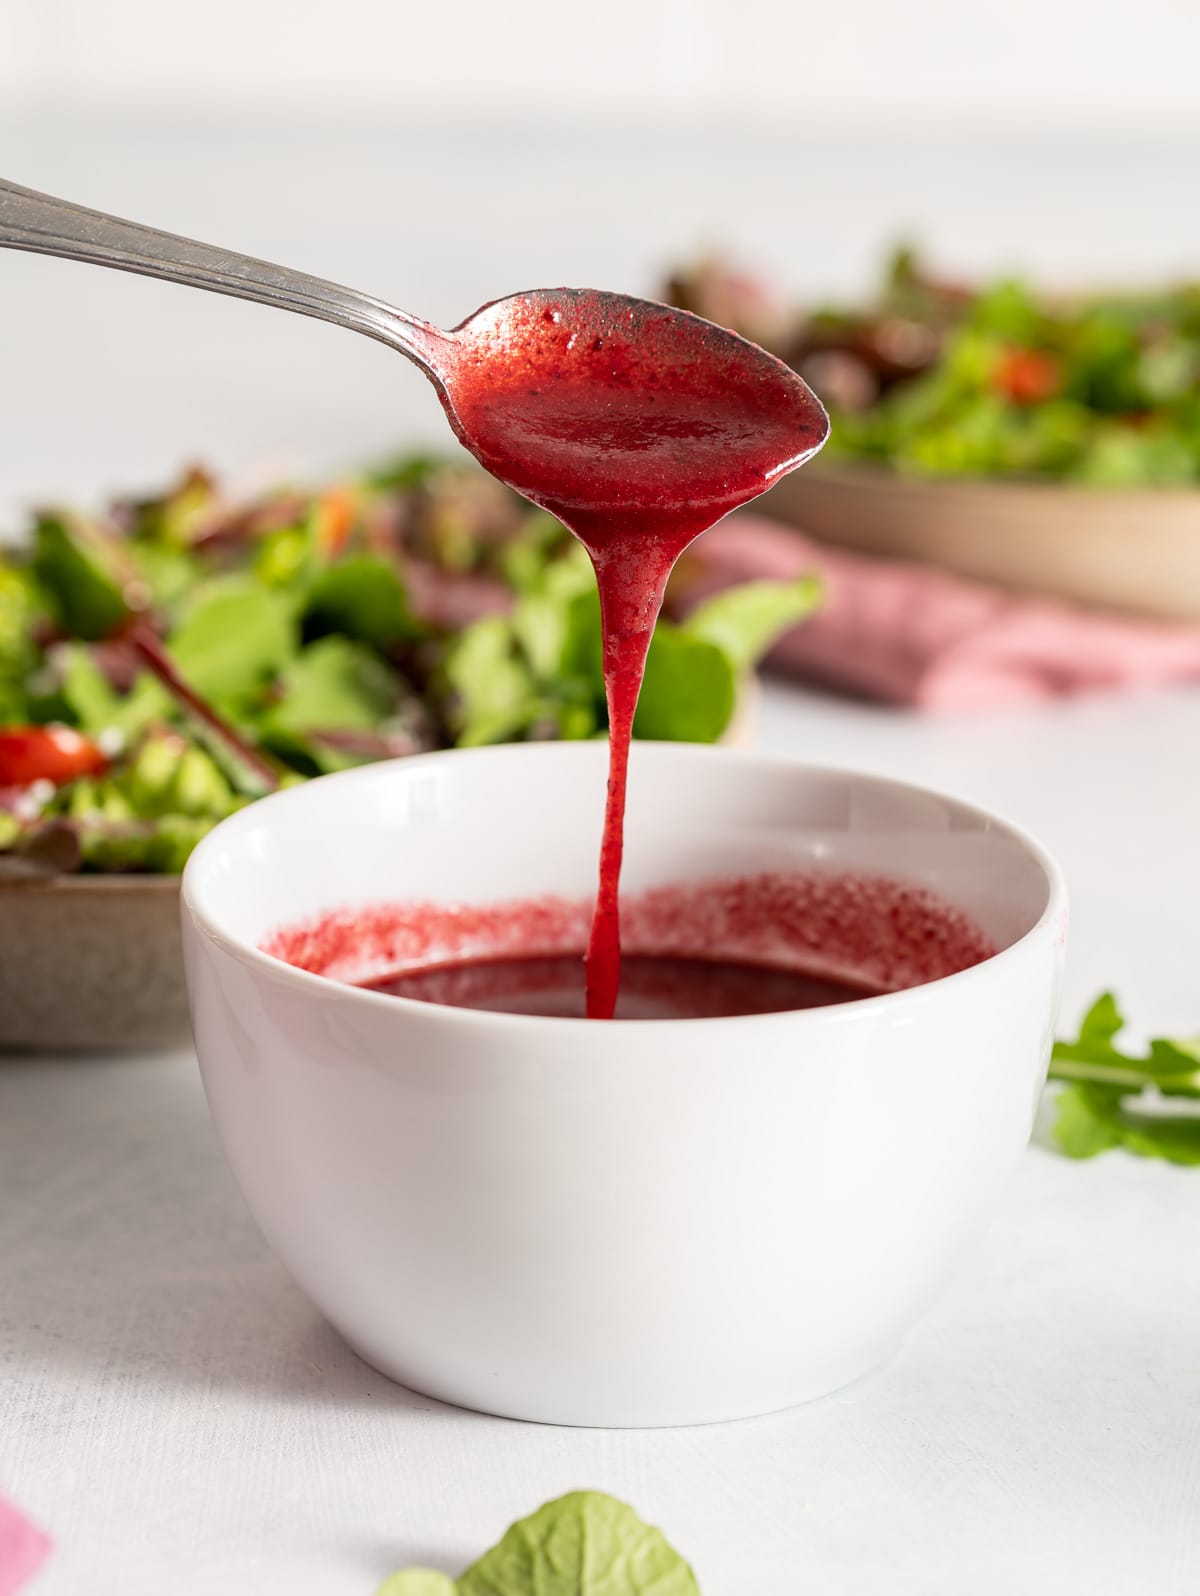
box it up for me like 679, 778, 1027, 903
181, 743, 1066, 1427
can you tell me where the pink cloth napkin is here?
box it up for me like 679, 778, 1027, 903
684, 515, 1200, 711
0, 1498, 50, 1596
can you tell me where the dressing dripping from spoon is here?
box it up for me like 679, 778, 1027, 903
0, 181, 829, 1015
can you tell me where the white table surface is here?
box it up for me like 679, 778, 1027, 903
3, 116, 1200, 1595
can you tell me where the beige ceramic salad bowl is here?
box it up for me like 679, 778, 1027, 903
766, 462, 1200, 622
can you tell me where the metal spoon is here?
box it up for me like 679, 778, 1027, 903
0, 178, 827, 525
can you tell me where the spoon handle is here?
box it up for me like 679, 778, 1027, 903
0, 177, 444, 373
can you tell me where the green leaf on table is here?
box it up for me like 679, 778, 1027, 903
457, 1492, 699, 1596
1117, 1113, 1200, 1166
1051, 992, 1133, 1070
1049, 993, 1200, 1163
304, 555, 422, 650
376, 1574, 457, 1596
376, 1492, 699, 1596
1145, 1033, 1200, 1080
167, 577, 296, 707
1051, 1084, 1125, 1160
682, 576, 821, 676
1051, 993, 1200, 1095
634, 625, 735, 744
32, 511, 129, 640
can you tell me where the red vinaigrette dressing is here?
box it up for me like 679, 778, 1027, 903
264, 874, 997, 1022
442, 294, 828, 1016
365, 955, 867, 1020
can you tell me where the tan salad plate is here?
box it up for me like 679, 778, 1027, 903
765, 463, 1200, 623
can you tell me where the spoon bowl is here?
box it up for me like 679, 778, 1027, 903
435, 288, 827, 534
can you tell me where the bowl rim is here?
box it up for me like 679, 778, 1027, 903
181, 741, 1068, 1034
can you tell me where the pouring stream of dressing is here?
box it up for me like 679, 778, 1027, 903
435, 292, 828, 1016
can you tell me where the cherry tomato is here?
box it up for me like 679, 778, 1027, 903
994, 347, 1061, 405
0, 725, 108, 788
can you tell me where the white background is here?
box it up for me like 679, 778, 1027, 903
5, 8, 1200, 1594
4, 0, 1200, 129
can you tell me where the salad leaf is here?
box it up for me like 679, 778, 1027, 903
1, 452, 824, 875
126, 464, 219, 546
668, 248, 1200, 484
511, 547, 601, 684
56, 644, 168, 741
0, 559, 41, 720
634, 628, 735, 743
168, 578, 295, 707
499, 511, 572, 592
304, 555, 422, 650
1049, 994, 1200, 1163
443, 617, 541, 747
378, 1492, 699, 1596
263, 636, 404, 742
32, 512, 129, 640
119, 734, 241, 820
75, 812, 221, 874
683, 577, 821, 676
129, 542, 201, 613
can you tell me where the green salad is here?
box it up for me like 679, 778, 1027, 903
0, 454, 817, 875
668, 247, 1200, 485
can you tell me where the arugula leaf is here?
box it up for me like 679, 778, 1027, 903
683, 577, 821, 677
1049, 994, 1200, 1163
377, 1575, 457, 1596
1052, 993, 1200, 1095
634, 627, 735, 744
167, 578, 296, 708
304, 555, 422, 650
1051, 1084, 1125, 1160
378, 1492, 699, 1596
